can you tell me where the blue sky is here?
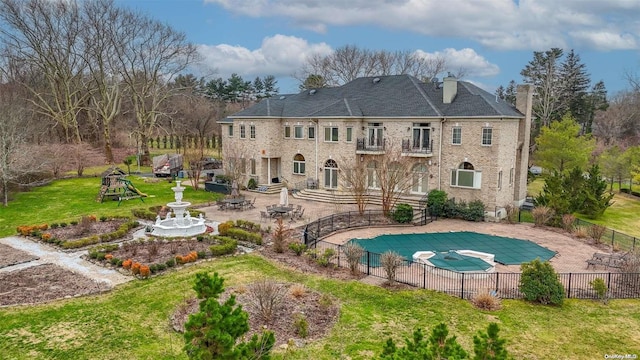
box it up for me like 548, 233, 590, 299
121, 0, 640, 96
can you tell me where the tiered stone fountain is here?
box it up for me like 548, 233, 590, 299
151, 181, 209, 237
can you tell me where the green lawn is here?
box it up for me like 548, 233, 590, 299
0, 176, 218, 237
0, 255, 638, 360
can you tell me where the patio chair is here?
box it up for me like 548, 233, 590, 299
295, 208, 305, 219
248, 197, 256, 209
260, 211, 270, 222
216, 200, 226, 211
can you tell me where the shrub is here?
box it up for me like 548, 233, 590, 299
292, 313, 308, 338
131, 262, 142, 275
426, 190, 447, 218
217, 221, 235, 236
531, 206, 554, 227
289, 284, 307, 299
247, 178, 257, 190
471, 290, 502, 311
315, 248, 336, 267
504, 204, 517, 224
587, 224, 607, 244
318, 293, 333, 311
110, 257, 120, 266
225, 228, 262, 245
210, 236, 237, 256
165, 258, 176, 268
574, 226, 588, 238
380, 251, 405, 286
149, 264, 159, 274
464, 200, 486, 222
99, 216, 108, 222
562, 214, 576, 232
50, 223, 59, 229
342, 242, 365, 274
139, 265, 151, 278
60, 222, 67, 227
197, 250, 207, 259
41, 233, 52, 242
272, 218, 286, 253
246, 279, 287, 325
196, 235, 204, 242
70, 220, 78, 226
96, 253, 106, 261
156, 263, 167, 271
122, 259, 133, 270
589, 278, 609, 304
519, 259, 564, 305
288, 242, 307, 256
392, 203, 414, 223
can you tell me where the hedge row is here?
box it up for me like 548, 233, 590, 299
62, 220, 140, 249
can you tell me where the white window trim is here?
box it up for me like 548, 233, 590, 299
250, 125, 256, 139
482, 128, 492, 146
240, 124, 246, 139
294, 125, 304, 139
324, 127, 339, 142
284, 125, 291, 139
452, 127, 461, 145
450, 169, 482, 189
346, 127, 354, 143
228, 124, 234, 137
308, 126, 315, 140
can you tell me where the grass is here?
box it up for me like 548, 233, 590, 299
0, 176, 220, 237
0, 255, 639, 359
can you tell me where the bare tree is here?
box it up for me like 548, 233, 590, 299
0, 0, 88, 144
81, 0, 126, 163
368, 140, 416, 214
110, 9, 198, 165
339, 156, 370, 215
593, 91, 640, 146
223, 141, 249, 190
0, 82, 49, 206
295, 45, 452, 88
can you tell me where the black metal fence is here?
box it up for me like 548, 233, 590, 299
517, 209, 638, 251
303, 209, 429, 248
302, 210, 640, 300
311, 239, 640, 300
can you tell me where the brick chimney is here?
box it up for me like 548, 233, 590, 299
442, 74, 457, 104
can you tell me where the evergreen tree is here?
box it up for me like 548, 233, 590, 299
581, 165, 614, 219
563, 166, 586, 213
559, 50, 591, 127
262, 75, 279, 98
183, 272, 275, 359
583, 80, 608, 134
379, 323, 468, 359
504, 80, 517, 106
472, 323, 509, 360
535, 170, 570, 224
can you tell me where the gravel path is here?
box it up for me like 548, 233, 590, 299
0, 236, 132, 288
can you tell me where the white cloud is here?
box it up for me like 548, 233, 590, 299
196, 34, 332, 79
415, 48, 500, 77
205, 0, 640, 51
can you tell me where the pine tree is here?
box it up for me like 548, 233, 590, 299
472, 323, 509, 360
581, 165, 614, 219
559, 49, 591, 127
378, 323, 468, 359
184, 272, 275, 359
520, 48, 564, 128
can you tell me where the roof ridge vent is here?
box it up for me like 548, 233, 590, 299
373, 77, 381, 84
309, 89, 317, 95
279, 95, 286, 100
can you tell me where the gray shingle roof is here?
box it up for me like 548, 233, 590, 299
230, 74, 523, 119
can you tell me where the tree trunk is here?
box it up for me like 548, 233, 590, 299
103, 124, 114, 164
2, 179, 7, 207
140, 133, 151, 166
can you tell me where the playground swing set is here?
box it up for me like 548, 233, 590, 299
96, 167, 148, 206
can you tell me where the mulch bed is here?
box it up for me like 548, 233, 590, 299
170, 282, 340, 348
45, 218, 129, 243
0, 264, 109, 307
0, 244, 38, 269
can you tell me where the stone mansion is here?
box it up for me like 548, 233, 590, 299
220, 74, 534, 217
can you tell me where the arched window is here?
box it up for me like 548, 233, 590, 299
411, 163, 428, 194
293, 154, 305, 175
388, 162, 405, 191
324, 159, 338, 189
451, 162, 481, 189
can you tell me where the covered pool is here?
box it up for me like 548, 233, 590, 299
350, 231, 557, 268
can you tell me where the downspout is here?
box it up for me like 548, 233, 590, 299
438, 117, 447, 190
314, 119, 319, 183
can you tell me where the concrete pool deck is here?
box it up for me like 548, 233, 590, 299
322, 218, 616, 274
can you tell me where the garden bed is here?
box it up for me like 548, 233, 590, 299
0, 244, 38, 269
171, 282, 340, 348
0, 264, 109, 306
